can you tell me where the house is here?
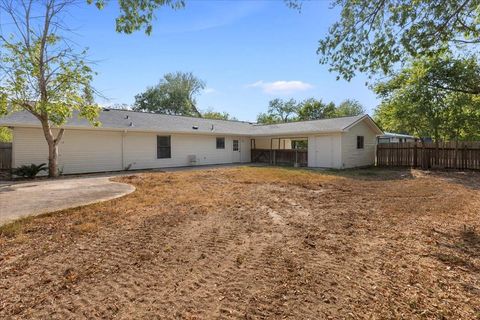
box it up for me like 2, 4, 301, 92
0, 109, 383, 174
377, 132, 416, 143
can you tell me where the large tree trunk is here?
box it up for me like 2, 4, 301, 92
40, 119, 64, 178
47, 141, 59, 178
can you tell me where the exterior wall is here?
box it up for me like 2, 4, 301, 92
341, 120, 377, 168
13, 127, 123, 174
123, 132, 250, 170
307, 133, 342, 169
12, 127, 251, 174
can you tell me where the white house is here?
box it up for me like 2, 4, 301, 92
0, 109, 383, 174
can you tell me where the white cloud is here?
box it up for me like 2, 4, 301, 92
247, 80, 314, 94
204, 87, 216, 94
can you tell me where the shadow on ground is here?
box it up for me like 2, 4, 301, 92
427, 170, 480, 191
305, 166, 415, 181
431, 225, 480, 274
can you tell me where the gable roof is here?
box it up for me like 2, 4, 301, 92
0, 109, 382, 136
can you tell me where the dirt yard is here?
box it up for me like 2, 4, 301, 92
1, 167, 479, 319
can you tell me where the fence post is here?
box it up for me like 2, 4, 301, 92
413, 142, 417, 168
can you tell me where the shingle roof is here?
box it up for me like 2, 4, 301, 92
0, 109, 379, 136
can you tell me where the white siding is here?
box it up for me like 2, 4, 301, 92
12, 128, 251, 174
123, 132, 250, 170
341, 120, 377, 168
13, 127, 123, 174
307, 134, 342, 168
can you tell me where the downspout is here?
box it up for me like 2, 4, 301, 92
10, 126, 15, 171
122, 130, 126, 170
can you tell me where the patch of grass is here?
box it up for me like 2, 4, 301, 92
240, 165, 414, 182
72, 222, 98, 234
320, 166, 413, 181
0, 217, 32, 238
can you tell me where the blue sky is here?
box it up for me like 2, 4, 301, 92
71, 1, 377, 121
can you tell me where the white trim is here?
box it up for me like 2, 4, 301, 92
342, 115, 383, 135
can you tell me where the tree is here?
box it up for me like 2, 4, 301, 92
256, 112, 282, 125
335, 99, 365, 117
266, 98, 299, 123
201, 109, 237, 121
297, 99, 336, 120
0, 0, 99, 177
257, 97, 366, 124
373, 55, 480, 141
318, 0, 480, 83
0, 127, 12, 142
134, 72, 205, 116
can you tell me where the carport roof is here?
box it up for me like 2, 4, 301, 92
0, 109, 382, 136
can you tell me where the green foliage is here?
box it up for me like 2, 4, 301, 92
89, 0, 185, 34
335, 99, 366, 117
256, 112, 282, 125
297, 99, 336, 121
134, 72, 205, 116
373, 55, 480, 141
257, 98, 366, 124
0, 4, 100, 128
318, 0, 480, 82
12, 163, 47, 179
266, 98, 299, 123
0, 127, 12, 142
201, 110, 237, 121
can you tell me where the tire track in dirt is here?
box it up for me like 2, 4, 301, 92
1, 168, 479, 319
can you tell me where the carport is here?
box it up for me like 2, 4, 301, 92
250, 137, 308, 167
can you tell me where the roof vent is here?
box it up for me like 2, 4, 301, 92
125, 115, 129, 119
129, 122, 134, 127
211, 125, 215, 131
192, 125, 199, 130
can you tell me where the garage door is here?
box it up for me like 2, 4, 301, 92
315, 135, 341, 168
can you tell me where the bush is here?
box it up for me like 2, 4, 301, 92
12, 163, 47, 178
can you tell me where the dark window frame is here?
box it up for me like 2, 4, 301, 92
233, 139, 239, 151
357, 136, 364, 149
216, 137, 225, 149
157, 135, 171, 159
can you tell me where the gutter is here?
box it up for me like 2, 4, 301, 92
2, 123, 346, 137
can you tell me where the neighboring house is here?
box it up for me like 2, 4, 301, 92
377, 132, 416, 144
0, 109, 383, 174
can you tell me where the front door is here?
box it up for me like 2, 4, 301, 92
232, 139, 241, 163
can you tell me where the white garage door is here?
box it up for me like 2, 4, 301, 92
312, 135, 342, 168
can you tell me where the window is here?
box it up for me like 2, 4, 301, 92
216, 137, 225, 149
357, 136, 364, 149
157, 136, 171, 159
233, 140, 239, 151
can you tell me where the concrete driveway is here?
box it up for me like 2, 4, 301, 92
0, 176, 135, 226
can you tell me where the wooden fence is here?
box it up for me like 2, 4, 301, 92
251, 149, 308, 167
0, 142, 12, 170
377, 141, 480, 170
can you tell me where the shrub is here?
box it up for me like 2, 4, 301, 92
12, 163, 47, 178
